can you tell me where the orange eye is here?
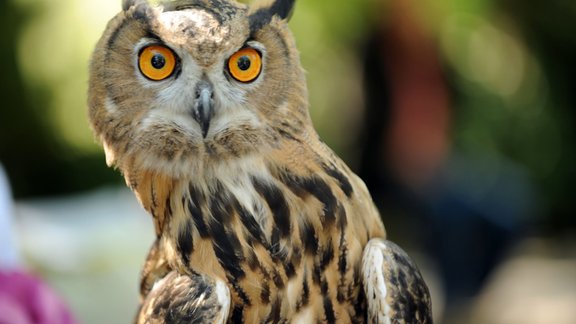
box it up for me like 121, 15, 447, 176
138, 45, 177, 81
228, 47, 262, 83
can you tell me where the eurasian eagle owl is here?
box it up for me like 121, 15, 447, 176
88, 0, 432, 322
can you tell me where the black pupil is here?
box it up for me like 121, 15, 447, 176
237, 56, 251, 71
151, 54, 166, 69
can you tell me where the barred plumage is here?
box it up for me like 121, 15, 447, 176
88, 0, 432, 322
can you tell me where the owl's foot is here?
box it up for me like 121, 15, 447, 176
136, 271, 230, 324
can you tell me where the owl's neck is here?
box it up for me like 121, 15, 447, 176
126, 154, 263, 234
126, 135, 355, 237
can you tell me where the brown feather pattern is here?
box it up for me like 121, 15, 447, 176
88, 0, 431, 322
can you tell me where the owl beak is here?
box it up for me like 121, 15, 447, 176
193, 81, 214, 138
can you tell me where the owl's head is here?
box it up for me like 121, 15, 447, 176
88, 0, 309, 177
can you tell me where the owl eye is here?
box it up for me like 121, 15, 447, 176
228, 47, 262, 83
138, 45, 177, 81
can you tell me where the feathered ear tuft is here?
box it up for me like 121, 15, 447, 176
269, 0, 295, 21
122, 0, 149, 11
249, 0, 296, 33
122, 0, 153, 23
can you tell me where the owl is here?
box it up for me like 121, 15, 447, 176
88, 0, 432, 322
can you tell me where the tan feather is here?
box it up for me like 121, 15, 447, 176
88, 0, 431, 322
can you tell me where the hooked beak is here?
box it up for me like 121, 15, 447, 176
192, 80, 214, 138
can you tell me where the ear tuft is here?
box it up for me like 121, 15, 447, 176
271, 0, 295, 21
122, 0, 153, 23
122, 0, 148, 11
249, 0, 296, 33
122, 0, 136, 11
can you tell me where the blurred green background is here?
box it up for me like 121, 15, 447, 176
2, 0, 575, 227
1, 0, 575, 323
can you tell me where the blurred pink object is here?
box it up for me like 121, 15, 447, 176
0, 271, 75, 324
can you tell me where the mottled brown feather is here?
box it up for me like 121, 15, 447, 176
88, 0, 431, 323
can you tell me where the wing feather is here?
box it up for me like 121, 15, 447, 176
362, 239, 432, 323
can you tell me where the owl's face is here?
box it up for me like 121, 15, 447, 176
89, 0, 307, 177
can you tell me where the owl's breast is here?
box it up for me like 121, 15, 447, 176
147, 154, 383, 322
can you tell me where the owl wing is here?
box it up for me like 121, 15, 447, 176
362, 239, 433, 324
136, 271, 231, 324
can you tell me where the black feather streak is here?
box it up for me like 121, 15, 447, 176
282, 172, 337, 226
252, 177, 291, 238
260, 281, 271, 304
319, 241, 334, 271
231, 305, 244, 323
319, 274, 336, 322
177, 218, 194, 265
187, 185, 210, 238
336, 204, 348, 304
264, 298, 282, 324
300, 220, 318, 255
323, 295, 336, 323
272, 269, 285, 289
337, 205, 348, 275
234, 199, 268, 247
201, 184, 247, 288
209, 220, 245, 280
284, 261, 296, 279
232, 280, 251, 306
312, 265, 321, 286
323, 164, 353, 197
299, 270, 310, 309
